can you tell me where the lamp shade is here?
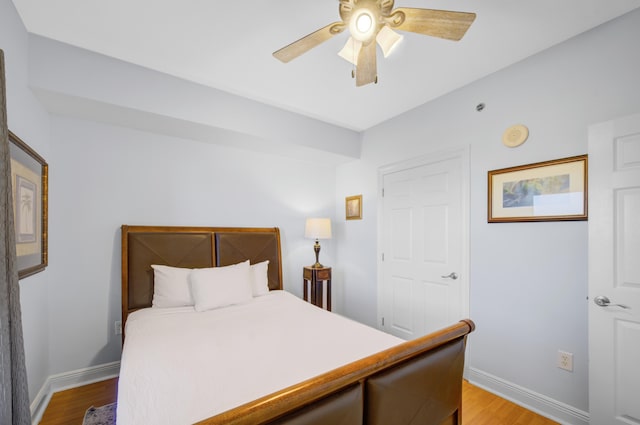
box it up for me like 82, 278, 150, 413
305, 218, 332, 240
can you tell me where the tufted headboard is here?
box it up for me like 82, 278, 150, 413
121, 225, 283, 335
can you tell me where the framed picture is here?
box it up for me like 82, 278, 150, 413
345, 194, 362, 220
9, 131, 48, 278
488, 155, 587, 223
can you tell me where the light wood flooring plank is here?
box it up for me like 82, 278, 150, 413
39, 378, 118, 425
462, 380, 559, 425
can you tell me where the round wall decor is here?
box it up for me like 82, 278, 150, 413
502, 124, 529, 147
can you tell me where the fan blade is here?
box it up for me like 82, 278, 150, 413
356, 40, 377, 87
273, 22, 346, 63
389, 8, 476, 41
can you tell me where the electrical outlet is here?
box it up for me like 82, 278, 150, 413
115, 321, 122, 335
557, 350, 573, 372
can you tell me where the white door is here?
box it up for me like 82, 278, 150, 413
379, 148, 468, 340
588, 112, 640, 425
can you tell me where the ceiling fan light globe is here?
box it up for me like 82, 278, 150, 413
349, 8, 377, 42
376, 26, 403, 57
338, 37, 362, 65
356, 13, 372, 33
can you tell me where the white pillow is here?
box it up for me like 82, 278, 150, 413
250, 260, 270, 296
190, 261, 253, 312
151, 264, 194, 308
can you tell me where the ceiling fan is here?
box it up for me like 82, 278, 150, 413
273, 0, 476, 87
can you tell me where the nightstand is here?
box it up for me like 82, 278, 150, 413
303, 266, 332, 311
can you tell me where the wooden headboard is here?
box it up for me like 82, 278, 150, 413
121, 225, 283, 332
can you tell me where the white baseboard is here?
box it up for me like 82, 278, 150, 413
466, 367, 589, 425
30, 361, 120, 425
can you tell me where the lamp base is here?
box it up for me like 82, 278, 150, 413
311, 239, 324, 269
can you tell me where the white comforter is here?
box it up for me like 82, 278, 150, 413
116, 290, 403, 425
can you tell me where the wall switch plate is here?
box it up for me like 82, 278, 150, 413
115, 321, 122, 335
557, 350, 573, 371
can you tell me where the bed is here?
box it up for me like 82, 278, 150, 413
118, 225, 475, 425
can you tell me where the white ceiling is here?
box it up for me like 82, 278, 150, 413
12, 0, 640, 131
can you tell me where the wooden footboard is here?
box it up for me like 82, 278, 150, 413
197, 319, 475, 425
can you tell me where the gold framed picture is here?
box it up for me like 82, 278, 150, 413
345, 195, 362, 220
488, 155, 587, 223
9, 131, 48, 278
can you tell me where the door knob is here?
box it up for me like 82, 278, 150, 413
441, 272, 458, 280
594, 295, 629, 309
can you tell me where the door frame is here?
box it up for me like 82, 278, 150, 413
376, 145, 471, 333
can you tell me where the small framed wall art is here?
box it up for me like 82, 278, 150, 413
345, 194, 362, 220
9, 131, 48, 278
488, 155, 587, 223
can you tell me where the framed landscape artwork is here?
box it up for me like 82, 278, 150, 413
9, 131, 48, 278
488, 155, 587, 223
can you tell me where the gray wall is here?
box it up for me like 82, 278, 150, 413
46, 115, 337, 374
335, 8, 640, 421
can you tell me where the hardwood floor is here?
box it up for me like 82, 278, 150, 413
39, 378, 558, 425
461, 381, 558, 425
39, 378, 118, 425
